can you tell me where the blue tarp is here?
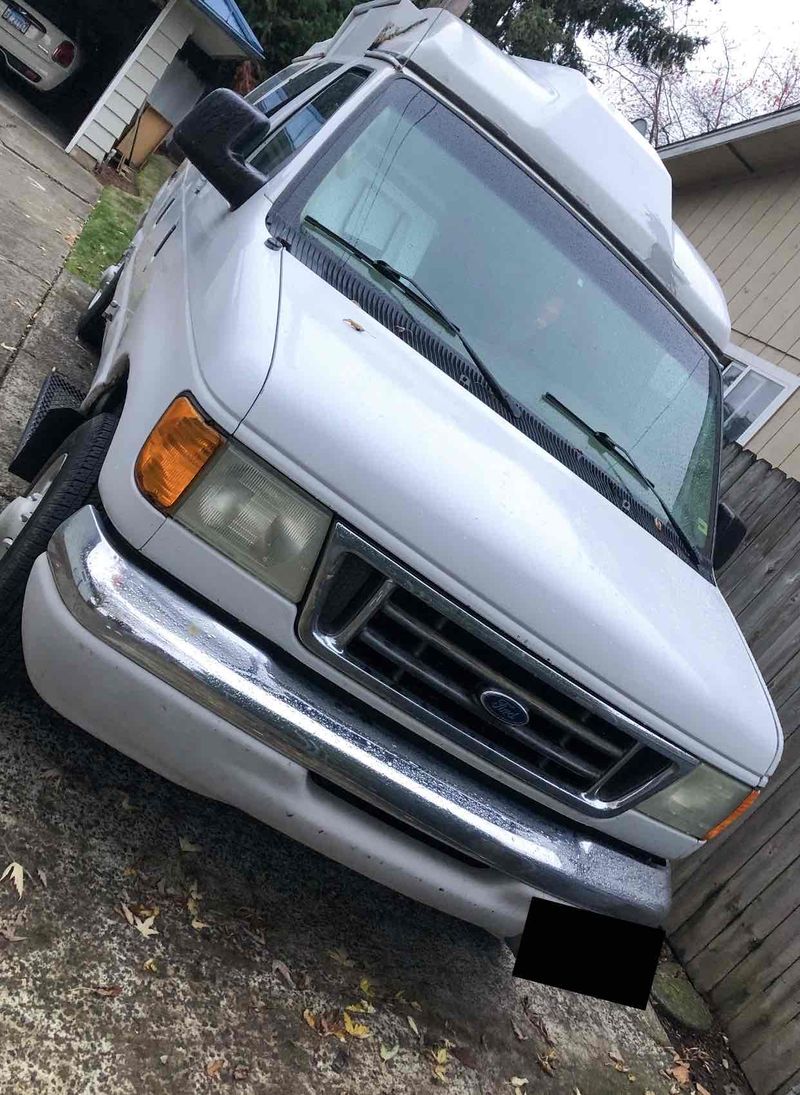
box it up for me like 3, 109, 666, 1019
189, 0, 265, 59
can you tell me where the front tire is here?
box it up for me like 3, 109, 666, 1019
0, 413, 118, 675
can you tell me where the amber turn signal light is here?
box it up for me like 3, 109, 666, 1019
135, 396, 223, 510
704, 788, 760, 841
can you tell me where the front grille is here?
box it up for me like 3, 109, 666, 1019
299, 524, 694, 817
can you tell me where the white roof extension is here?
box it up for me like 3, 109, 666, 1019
305, 0, 731, 351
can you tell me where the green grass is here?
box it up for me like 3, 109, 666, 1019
66, 155, 175, 289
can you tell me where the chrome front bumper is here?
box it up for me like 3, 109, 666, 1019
45, 506, 670, 927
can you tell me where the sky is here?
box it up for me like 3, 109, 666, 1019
685, 0, 799, 61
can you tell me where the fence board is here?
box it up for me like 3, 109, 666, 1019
670, 442, 800, 1095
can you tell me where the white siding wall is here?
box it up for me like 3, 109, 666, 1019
674, 167, 800, 477
67, 0, 196, 164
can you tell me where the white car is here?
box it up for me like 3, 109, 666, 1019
0, 0, 79, 92
0, 0, 783, 1003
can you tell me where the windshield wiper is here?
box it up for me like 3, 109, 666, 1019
302, 216, 523, 418
543, 392, 701, 565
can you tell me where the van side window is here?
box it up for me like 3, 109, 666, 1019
245, 62, 307, 105
253, 61, 342, 117
250, 68, 371, 179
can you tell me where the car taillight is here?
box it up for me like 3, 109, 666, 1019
52, 40, 75, 67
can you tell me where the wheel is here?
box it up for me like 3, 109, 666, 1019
76, 264, 121, 348
0, 413, 118, 675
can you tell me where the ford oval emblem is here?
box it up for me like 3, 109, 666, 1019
479, 688, 530, 726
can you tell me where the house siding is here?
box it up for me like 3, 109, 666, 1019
673, 168, 800, 473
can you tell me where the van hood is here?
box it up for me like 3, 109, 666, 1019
235, 256, 780, 781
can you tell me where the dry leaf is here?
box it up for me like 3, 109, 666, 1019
696, 1084, 711, 1095
574, 1089, 583, 1095
669, 1064, 691, 1086
206, 1059, 224, 1079
380, 1043, 399, 1062
511, 1017, 528, 1041
37, 868, 48, 888
609, 1050, 625, 1064
134, 914, 159, 938
303, 1009, 317, 1030
344, 1011, 371, 1038
346, 999, 375, 1014
121, 903, 135, 926
432, 1047, 449, 1065
359, 976, 374, 997
0, 927, 26, 942
510, 1079, 529, 1089
407, 1015, 420, 1037
1, 862, 24, 899
191, 918, 208, 931
143, 957, 158, 973
722, 1059, 730, 1071
272, 959, 295, 988
328, 948, 354, 967
179, 837, 201, 853
433, 1063, 448, 1083
320, 1013, 346, 1041
411, 999, 422, 1010
343, 318, 365, 332
537, 1051, 558, 1076
92, 984, 122, 997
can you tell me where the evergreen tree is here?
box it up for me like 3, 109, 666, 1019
467, 0, 703, 72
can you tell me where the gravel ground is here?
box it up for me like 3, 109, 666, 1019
0, 674, 680, 1095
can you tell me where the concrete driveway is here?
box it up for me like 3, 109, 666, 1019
0, 106, 699, 1095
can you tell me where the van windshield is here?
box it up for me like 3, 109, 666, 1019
276, 77, 720, 560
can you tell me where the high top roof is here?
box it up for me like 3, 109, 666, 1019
305, 0, 730, 351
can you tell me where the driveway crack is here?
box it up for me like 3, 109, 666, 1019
0, 135, 95, 208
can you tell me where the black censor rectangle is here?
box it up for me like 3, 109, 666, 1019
513, 897, 664, 1009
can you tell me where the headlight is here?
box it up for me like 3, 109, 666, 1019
639, 763, 759, 840
175, 443, 331, 603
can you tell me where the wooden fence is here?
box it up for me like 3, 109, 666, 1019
669, 443, 800, 1095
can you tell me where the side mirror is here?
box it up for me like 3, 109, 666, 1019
174, 88, 270, 210
714, 502, 747, 570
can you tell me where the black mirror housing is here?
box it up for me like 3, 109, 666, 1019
174, 89, 270, 210
714, 501, 747, 571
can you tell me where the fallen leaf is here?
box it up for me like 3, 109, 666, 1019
346, 999, 375, 1014
359, 976, 374, 997
320, 1012, 346, 1041
452, 1046, 479, 1070
609, 1050, 625, 1065
134, 915, 159, 938
328, 948, 354, 967
526, 1007, 555, 1047
722, 1059, 730, 1071
179, 837, 201, 853
272, 959, 295, 988
1, 862, 24, 899
407, 1015, 420, 1037
37, 868, 47, 888
411, 999, 422, 1010
344, 1011, 371, 1038
537, 1050, 558, 1076
510, 1079, 528, 1089
143, 958, 158, 973
187, 896, 200, 918
206, 1058, 224, 1079
669, 1064, 691, 1086
380, 1043, 399, 1061
433, 1063, 448, 1083
92, 984, 122, 998
303, 1009, 317, 1030
511, 1017, 528, 1041
696, 1085, 711, 1095
574, 1089, 583, 1095
191, 918, 208, 931
1, 343, 15, 352
121, 903, 135, 926
0, 927, 26, 942
343, 318, 365, 332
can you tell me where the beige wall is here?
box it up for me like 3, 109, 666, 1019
673, 166, 800, 477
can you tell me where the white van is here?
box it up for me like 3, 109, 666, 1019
0, 0, 781, 983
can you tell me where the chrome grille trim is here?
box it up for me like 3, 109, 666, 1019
298, 522, 696, 818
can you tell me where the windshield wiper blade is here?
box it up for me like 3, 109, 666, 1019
302, 217, 523, 419
543, 392, 701, 565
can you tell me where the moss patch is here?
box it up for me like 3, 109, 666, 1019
66, 156, 175, 288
